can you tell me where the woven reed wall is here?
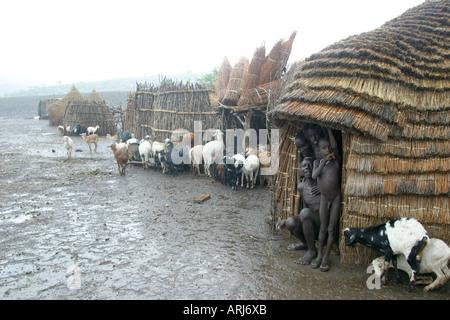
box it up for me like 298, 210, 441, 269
124, 81, 222, 141
270, 125, 302, 230
63, 100, 116, 136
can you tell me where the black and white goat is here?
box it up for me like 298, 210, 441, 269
159, 139, 188, 174
344, 217, 429, 290
73, 124, 87, 136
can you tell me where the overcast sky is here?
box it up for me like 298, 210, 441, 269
0, 0, 424, 92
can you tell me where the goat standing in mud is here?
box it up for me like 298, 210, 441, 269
81, 133, 99, 153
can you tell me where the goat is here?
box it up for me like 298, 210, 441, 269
108, 144, 128, 176
258, 150, 271, 186
87, 125, 99, 135
202, 130, 224, 177
150, 139, 167, 168
344, 217, 429, 290
106, 133, 121, 144
372, 238, 450, 292
242, 154, 260, 188
126, 138, 140, 161
80, 133, 99, 153
63, 136, 73, 159
231, 154, 245, 189
58, 125, 65, 135
74, 124, 87, 136
159, 139, 187, 174
189, 145, 203, 175
139, 140, 152, 169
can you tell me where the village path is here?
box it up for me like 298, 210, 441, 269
0, 114, 448, 301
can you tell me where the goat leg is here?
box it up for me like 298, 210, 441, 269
391, 255, 401, 284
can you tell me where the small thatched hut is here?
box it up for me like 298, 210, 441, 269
47, 86, 84, 126
268, 0, 449, 264
125, 78, 220, 141
63, 89, 116, 136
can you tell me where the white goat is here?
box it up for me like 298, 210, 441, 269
242, 154, 260, 188
139, 140, 152, 169
372, 238, 450, 292
189, 145, 203, 175
63, 136, 73, 159
87, 125, 99, 135
202, 130, 224, 177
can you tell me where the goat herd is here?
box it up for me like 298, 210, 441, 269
61, 125, 272, 191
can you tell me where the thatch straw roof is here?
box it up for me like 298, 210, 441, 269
268, 0, 450, 263
87, 89, 104, 103
47, 86, 85, 126
270, 1, 449, 141
221, 56, 249, 106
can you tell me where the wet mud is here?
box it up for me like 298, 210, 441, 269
0, 116, 448, 300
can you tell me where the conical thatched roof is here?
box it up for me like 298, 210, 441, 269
87, 89, 104, 103
47, 86, 85, 125
269, 0, 449, 141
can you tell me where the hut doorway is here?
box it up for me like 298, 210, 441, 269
271, 122, 343, 236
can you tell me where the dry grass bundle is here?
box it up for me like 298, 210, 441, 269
259, 39, 283, 86
221, 56, 249, 106
237, 45, 267, 106
237, 80, 281, 107
47, 86, 84, 126
281, 31, 297, 67
216, 57, 232, 103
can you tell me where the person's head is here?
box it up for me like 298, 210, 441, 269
301, 157, 314, 178
295, 131, 313, 157
318, 137, 332, 157
306, 124, 322, 145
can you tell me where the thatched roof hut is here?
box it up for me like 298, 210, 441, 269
268, 0, 449, 264
63, 90, 115, 136
47, 86, 84, 126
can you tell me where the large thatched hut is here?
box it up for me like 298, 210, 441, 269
63, 89, 116, 136
125, 78, 220, 141
268, 0, 449, 264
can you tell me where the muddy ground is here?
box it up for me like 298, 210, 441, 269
0, 112, 448, 300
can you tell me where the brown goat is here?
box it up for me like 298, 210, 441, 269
81, 133, 99, 153
108, 144, 129, 176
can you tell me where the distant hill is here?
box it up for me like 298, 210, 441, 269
2, 71, 208, 98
